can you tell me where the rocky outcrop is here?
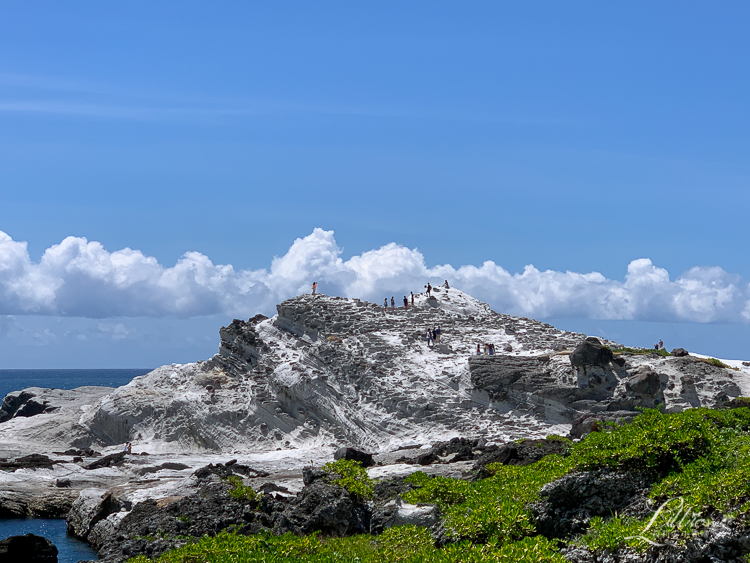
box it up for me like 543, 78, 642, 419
0, 386, 114, 423
0, 534, 58, 563
532, 469, 655, 538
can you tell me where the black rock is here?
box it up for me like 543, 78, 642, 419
671, 347, 689, 357
193, 460, 269, 480
274, 481, 370, 537
569, 338, 614, 369
532, 469, 655, 539
0, 454, 59, 471
0, 534, 58, 562
472, 438, 569, 479
84, 452, 126, 470
333, 447, 375, 468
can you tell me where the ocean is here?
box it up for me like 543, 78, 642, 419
0, 369, 152, 562
0, 368, 152, 402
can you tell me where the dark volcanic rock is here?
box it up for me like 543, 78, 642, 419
274, 481, 369, 536
671, 347, 689, 357
193, 460, 269, 480
0, 391, 49, 423
469, 355, 551, 400
0, 534, 58, 562
0, 454, 59, 471
569, 337, 614, 369
472, 438, 569, 478
334, 447, 375, 468
532, 469, 655, 539
84, 452, 126, 470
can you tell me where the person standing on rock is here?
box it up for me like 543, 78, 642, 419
659, 339, 664, 350
435, 326, 441, 342
432, 328, 437, 343
443, 280, 450, 289
476, 343, 481, 354
384, 298, 388, 309
411, 292, 415, 306
391, 296, 395, 309
426, 283, 432, 296
312, 282, 317, 295
403, 296, 408, 310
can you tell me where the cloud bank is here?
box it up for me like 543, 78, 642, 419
1, 228, 748, 323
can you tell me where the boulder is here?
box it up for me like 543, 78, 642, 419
334, 447, 375, 468
0, 534, 58, 563
569, 338, 614, 369
532, 469, 654, 539
671, 348, 689, 357
274, 481, 369, 536
469, 355, 551, 400
66, 489, 120, 540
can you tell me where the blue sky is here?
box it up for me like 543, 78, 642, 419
1, 2, 749, 367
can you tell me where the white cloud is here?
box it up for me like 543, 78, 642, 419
0, 228, 749, 323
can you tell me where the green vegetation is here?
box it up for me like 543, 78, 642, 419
698, 357, 737, 370
322, 458, 375, 500
129, 406, 750, 562
222, 474, 259, 502
610, 346, 670, 357
127, 528, 567, 563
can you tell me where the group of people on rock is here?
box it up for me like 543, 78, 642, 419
426, 326, 442, 346
383, 280, 451, 310
477, 343, 496, 355
654, 339, 664, 351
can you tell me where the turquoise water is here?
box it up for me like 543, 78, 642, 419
0, 368, 152, 400
0, 519, 98, 562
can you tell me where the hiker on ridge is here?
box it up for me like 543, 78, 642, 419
384, 298, 388, 309
411, 292, 415, 306
311, 282, 317, 295
391, 296, 395, 308
426, 283, 432, 296
403, 296, 408, 309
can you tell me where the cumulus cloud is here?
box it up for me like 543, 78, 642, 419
0, 228, 749, 323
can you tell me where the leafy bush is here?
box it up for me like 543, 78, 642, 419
222, 474, 259, 501
404, 455, 572, 544
323, 458, 374, 500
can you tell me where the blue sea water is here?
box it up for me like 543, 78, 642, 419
0, 369, 152, 561
0, 368, 152, 402
0, 519, 98, 562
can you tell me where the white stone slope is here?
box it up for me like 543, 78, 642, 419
0, 288, 747, 459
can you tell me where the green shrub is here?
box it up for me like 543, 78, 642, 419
222, 474, 259, 501
323, 458, 375, 500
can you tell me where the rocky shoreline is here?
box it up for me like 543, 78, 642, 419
2, 290, 750, 562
